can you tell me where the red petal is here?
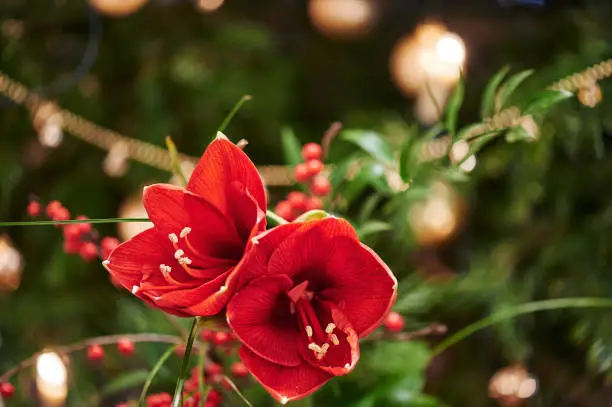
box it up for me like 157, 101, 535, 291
225, 182, 267, 245
320, 241, 397, 337
268, 219, 396, 337
143, 184, 246, 269
297, 300, 360, 376
187, 135, 267, 215
268, 218, 359, 281
226, 223, 302, 293
239, 346, 332, 403
227, 275, 302, 366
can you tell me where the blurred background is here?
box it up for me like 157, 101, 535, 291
2, 0, 612, 406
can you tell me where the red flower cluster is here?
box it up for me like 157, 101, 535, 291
28, 199, 120, 263
276, 142, 330, 221
101, 135, 397, 402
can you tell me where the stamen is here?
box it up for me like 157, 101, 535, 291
320, 343, 330, 353
180, 227, 191, 238
159, 264, 172, 274
178, 257, 192, 265
308, 343, 322, 353
169, 233, 178, 243
330, 334, 340, 345
174, 249, 184, 259
325, 323, 336, 334
305, 325, 313, 338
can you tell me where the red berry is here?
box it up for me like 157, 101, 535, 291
274, 200, 294, 221
306, 159, 324, 177
310, 176, 331, 197
302, 142, 323, 161
27, 201, 41, 216
87, 344, 104, 361
200, 328, 214, 342
117, 338, 135, 356
101, 237, 120, 259
212, 331, 232, 346
63, 237, 83, 254
115, 403, 130, 407
384, 311, 405, 333
76, 215, 92, 234
231, 361, 249, 377
293, 163, 311, 183
45, 200, 63, 218
205, 362, 223, 376
80, 241, 98, 262
306, 196, 323, 210
287, 191, 308, 211
52, 207, 70, 223
184, 377, 198, 393
0, 382, 15, 398
206, 389, 222, 403
175, 344, 186, 357
63, 224, 82, 241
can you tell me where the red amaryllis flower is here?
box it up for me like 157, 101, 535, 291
226, 217, 397, 403
103, 134, 266, 317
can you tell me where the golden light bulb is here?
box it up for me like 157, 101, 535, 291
118, 192, 153, 241
408, 181, 463, 246
390, 23, 466, 98
36, 352, 68, 407
0, 235, 23, 292
88, 0, 148, 17
308, 0, 376, 39
196, 0, 224, 13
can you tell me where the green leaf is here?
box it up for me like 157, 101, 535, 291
100, 370, 150, 397
357, 221, 392, 239
281, 127, 303, 167
341, 130, 394, 164
399, 125, 418, 182
498, 69, 535, 110
343, 162, 389, 205
524, 89, 573, 115
444, 73, 465, 134
138, 345, 177, 407
422, 123, 444, 140
481, 65, 510, 119
366, 341, 430, 379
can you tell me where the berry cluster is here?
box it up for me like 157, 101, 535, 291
275, 142, 331, 221
86, 337, 135, 362
27, 199, 120, 264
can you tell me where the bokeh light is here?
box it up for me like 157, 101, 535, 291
308, 0, 376, 39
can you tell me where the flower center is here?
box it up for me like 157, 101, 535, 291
287, 281, 340, 361
162, 227, 203, 279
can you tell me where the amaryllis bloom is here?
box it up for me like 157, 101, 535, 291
226, 217, 397, 403
103, 134, 266, 317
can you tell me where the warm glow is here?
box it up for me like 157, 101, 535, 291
308, 0, 376, 39
88, 0, 148, 17
118, 193, 153, 241
38, 114, 63, 148
196, 0, 224, 13
409, 182, 461, 246
390, 23, 466, 98
0, 236, 23, 291
36, 352, 68, 406
436, 33, 465, 65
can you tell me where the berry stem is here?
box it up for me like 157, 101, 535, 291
0, 333, 201, 382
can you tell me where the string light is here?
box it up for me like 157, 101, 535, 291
489, 364, 537, 407
36, 352, 68, 407
88, 0, 148, 17
308, 0, 376, 39
408, 181, 463, 246
0, 235, 23, 292
390, 23, 466, 124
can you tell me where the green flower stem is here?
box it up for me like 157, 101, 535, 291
430, 297, 612, 358
217, 95, 252, 134
138, 345, 177, 407
0, 218, 150, 227
266, 210, 288, 226
197, 345, 209, 407
221, 375, 253, 407
171, 317, 200, 407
